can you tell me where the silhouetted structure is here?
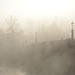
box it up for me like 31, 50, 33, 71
35, 32, 38, 43
71, 22, 74, 39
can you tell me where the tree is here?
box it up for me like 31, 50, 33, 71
5, 15, 19, 33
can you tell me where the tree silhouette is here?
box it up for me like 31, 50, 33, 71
5, 16, 19, 33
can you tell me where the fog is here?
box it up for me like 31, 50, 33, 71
0, 17, 74, 75
0, 0, 75, 74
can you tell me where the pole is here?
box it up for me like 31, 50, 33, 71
71, 21, 74, 39
35, 32, 37, 43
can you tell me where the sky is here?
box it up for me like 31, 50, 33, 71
0, 0, 75, 29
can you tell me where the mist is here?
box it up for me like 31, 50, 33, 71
0, 0, 75, 74
0, 15, 74, 75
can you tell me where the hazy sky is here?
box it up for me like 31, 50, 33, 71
0, 0, 75, 18
0, 0, 75, 28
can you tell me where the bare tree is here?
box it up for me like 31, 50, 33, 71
5, 16, 19, 33
5, 16, 20, 47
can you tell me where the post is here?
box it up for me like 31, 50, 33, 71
35, 32, 38, 43
71, 22, 74, 39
